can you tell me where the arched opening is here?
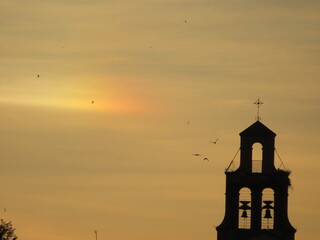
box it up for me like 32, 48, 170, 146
261, 188, 274, 229
252, 142, 263, 173
238, 187, 251, 229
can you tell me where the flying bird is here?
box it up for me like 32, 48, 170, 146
92, 101, 94, 104
192, 154, 202, 156
210, 138, 219, 144
37, 74, 40, 78
203, 158, 209, 161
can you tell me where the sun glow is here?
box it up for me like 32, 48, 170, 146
0, 77, 155, 115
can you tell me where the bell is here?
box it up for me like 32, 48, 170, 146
241, 210, 248, 218
263, 200, 274, 209
264, 209, 272, 219
239, 201, 251, 210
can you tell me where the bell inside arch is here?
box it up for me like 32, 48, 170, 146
264, 209, 272, 219
241, 210, 248, 218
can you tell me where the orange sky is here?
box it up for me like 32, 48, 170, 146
0, 1, 319, 240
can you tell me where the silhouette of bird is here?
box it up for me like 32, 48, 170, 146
92, 101, 94, 104
210, 138, 219, 144
203, 157, 209, 161
192, 154, 202, 156
37, 74, 40, 78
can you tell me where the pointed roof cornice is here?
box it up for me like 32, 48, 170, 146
240, 121, 276, 137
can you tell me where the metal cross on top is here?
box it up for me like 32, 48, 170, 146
254, 98, 264, 121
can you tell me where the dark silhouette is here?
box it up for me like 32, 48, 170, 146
92, 101, 94, 104
254, 98, 264, 121
210, 138, 218, 144
0, 219, 17, 240
192, 154, 202, 156
203, 157, 209, 161
216, 121, 296, 240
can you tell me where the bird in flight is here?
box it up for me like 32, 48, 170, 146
37, 74, 40, 78
192, 154, 202, 156
92, 101, 94, 104
203, 158, 209, 161
210, 138, 219, 144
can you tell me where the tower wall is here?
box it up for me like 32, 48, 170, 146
217, 121, 296, 240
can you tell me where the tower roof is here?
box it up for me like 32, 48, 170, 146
240, 121, 276, 137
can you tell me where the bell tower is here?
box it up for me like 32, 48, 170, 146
216, 121, 296, 240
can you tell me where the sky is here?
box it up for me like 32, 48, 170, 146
0, 0, 319, 239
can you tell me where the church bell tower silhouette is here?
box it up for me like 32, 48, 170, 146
216, 120, 296, 240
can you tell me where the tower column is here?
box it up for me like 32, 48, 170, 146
274, 184, 289, 229
239, 141, 253, 173
224, 180, 240, 228
251, 188, 262, 230
262, 141, 276, 173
